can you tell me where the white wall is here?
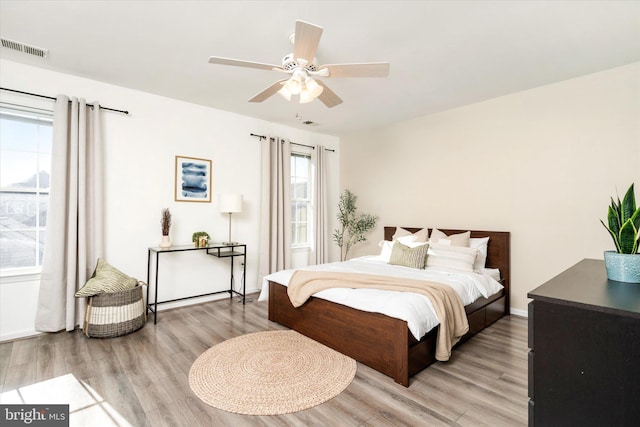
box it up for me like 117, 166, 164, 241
340, 62, 640, 314
0, 59, 340, 340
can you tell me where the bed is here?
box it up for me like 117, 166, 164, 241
266, 227, 510, 386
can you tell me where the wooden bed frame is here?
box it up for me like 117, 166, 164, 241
268, 227, 510, 386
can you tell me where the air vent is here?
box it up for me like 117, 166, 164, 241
1, 38, 48, 58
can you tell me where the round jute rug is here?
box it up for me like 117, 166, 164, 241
188, 330, 357, 415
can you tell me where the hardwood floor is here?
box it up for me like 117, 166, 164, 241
0, 295, 528, 426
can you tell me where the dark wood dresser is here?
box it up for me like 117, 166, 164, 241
527, 259, 640, 426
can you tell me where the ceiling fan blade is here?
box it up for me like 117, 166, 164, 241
293, 20, 323, 63
316, 81, 343, 108
248, 79, 287, 103
208, 56, 281, 71
319, 62, 390, 78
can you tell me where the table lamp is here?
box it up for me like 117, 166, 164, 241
219, 193, 243, 245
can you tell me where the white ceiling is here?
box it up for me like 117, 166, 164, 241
1, 1, 639, 136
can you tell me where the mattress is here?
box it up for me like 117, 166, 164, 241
259, 255, 503, 340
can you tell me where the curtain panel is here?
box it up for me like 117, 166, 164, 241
312, 145, 328, 264
258, 136, 292, 281
35, 95, 104, 332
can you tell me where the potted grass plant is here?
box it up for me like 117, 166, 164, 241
601, 183, 640, 283
333, 189, 377, 261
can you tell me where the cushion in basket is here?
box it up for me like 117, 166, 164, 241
84, 285, 146, 338
75, 258, 138, 297
388, 241, 429, 269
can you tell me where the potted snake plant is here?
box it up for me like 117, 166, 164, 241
601, 183, 640, 283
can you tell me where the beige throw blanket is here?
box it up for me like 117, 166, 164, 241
287, 270, 469, 361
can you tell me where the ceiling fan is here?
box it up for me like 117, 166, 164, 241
208, 20, 390, 108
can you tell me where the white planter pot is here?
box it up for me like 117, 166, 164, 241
159, 235, 172, 248
604, 251, 640, 283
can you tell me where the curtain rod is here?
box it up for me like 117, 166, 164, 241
250, 133, 335, 152
0, 87, 129, 115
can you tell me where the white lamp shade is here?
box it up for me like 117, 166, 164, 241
219, 194, 243, 213
299, 89, 314, 104
305, 77, 324, 98
284, 74, 302, 95
278, 85, 292, 101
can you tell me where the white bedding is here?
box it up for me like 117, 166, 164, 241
259, 255, 503, 340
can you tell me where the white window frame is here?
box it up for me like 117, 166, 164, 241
0, 104, 53, 278
291, 152, 312, 249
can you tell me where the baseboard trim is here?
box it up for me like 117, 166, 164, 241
0, 330, 44, 343
1, 294, 523, 341
510, 307, 528, 318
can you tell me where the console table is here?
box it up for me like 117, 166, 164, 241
146, 242, 246, 324
527, 258, 640, 426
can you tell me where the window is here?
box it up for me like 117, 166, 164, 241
0, 106, 53, 273
291, 153, 312, 247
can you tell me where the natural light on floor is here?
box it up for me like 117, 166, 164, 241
0, 374, 133, 426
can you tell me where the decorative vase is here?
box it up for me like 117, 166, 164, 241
603, 251, 640, 283
159, 235, 172, 249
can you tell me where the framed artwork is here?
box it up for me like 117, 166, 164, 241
175, 155, 212, 202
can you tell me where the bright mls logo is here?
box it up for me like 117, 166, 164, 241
1, 405, 69, 426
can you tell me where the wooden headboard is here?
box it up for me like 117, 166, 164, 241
384, 227, 511, 312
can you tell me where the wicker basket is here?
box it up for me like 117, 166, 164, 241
83, 283, 147, 338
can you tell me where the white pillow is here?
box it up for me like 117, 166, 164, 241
404, 240, 429, 249
379, 237, 428, 262
426, 244, 478, 272
484, 267, 501, 283
391, 228, 412, 240
397, 235, 417, 245
410, 228, 429, 242
392, 227, 429, 242
470, 237, 490, 271
379, 240, 395, 262
383, 228, 430, 261
429, 229, 471, 247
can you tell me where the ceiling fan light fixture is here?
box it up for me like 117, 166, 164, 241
298, 75, 323, 104
208, 20, 389, 109
299, 89, 314, 104
285, 78, 301, 95
284, 69, 306, 95
278, 85, 292, 101
304, 77, 324, 98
